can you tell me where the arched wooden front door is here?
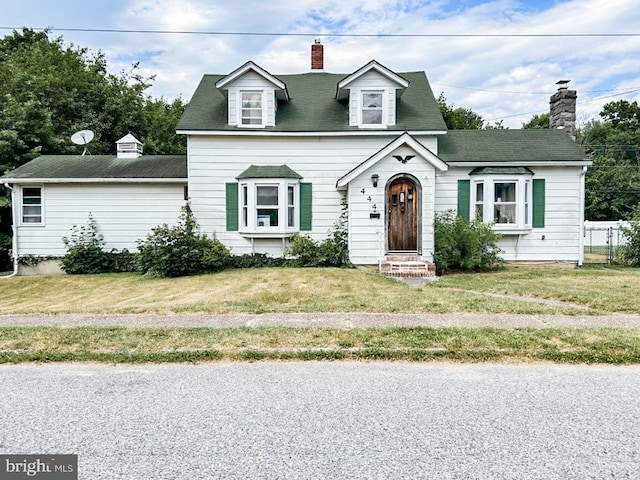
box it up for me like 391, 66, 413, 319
387, 177, 418, 251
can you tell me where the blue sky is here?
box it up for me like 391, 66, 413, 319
2, 0, 639, 127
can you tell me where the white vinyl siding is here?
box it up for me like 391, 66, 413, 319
188, 135, 439, 261
436, 167, 584, 262
14, 183, 184, 257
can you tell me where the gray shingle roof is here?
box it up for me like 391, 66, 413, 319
1, 155, 187, 181
438, 130, 588, 163
177, 71, 448, 132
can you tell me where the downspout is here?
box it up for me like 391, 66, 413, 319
0, 183, 19, 278
578, 166, 587, 267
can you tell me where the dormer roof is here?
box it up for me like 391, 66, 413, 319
215, 61, 290, 101
336, 60, 410, 100
178, 71, 446, 133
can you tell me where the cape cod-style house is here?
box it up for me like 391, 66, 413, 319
0, 41, 590, 275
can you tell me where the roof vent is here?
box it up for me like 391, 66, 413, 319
116, 133, 143, 159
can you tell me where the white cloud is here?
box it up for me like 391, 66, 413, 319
5, 0, 640, 127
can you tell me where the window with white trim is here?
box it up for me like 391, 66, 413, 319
474, 182, 484, 222
21, 186, 43, 225
239, 180, 299, 233
472, 176, 532, 231
240, 91, 263, 126
361, 91, 383, 125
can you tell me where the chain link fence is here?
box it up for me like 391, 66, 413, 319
584, 221, 629, 264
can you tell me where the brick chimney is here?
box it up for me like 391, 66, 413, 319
311, 39, 323, 71
549, 80, 577, 139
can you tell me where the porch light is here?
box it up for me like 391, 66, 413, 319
371, 174, 379, 187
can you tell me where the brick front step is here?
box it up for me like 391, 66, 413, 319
379, 256, 436, 277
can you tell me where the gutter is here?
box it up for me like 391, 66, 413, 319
0, 184, 18, 278
578, 166, 587, 267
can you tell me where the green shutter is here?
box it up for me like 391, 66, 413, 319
225, 182, 238, 231
532, 179, 545, 228
299, 182, 312, 231
457, 179, 471, 221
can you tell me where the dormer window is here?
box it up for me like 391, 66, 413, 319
215, 61, 289, 128
241, 91, 263, 126
336, 60, 409, 129
362, 91, 384, 125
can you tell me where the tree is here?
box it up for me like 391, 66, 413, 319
0, 28, 187, 268
141, 97, 187, 155
437, 93, 484, 129
578, 101, 640, 221
522, 113, 550, 129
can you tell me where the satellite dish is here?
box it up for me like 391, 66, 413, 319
70, 130, 95, 156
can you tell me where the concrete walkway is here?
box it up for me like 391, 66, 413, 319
1, 312, 640, 328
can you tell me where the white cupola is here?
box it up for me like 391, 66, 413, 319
116, 133, 143, 158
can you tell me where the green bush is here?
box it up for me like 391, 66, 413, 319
107, 249, 138, 273
433, 210, 503, 275
0, 232, 11, 271
229, 253, 288, 269
61, 215, 114, 274
616, 208, 640, 266
137, 204, 231, 277
287, 234, 326, 267
286, 200, 352, 268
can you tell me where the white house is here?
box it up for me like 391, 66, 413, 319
0, 42, 590, 274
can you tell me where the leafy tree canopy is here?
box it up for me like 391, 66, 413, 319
522, 113, 549, 129
579, 101, 640, 220
437, 93, 484, 129
0, 28, 185, 175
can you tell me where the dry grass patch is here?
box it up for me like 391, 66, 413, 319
435, 264, 640, 313
0, 268, 592, 315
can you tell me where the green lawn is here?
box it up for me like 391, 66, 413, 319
0, 326, 638, 364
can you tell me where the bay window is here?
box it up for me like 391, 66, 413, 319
468, 168, 535, 232
229, 165, 309, 236
239, 180, 298, 233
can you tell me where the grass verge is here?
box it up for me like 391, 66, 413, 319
1, 326, 639, 364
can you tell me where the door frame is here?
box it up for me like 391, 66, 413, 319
385, 173, 422, 254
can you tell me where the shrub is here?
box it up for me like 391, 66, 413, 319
616, 207, 640, 266
433, 210, 503, 275
137, 204, 231, 277
229, 253, 288, 269
287, 234, 326, 267
107, 249, 138, 273
61, 215, 114, 274
286, 200, 352, 268
0, 232, 11, 271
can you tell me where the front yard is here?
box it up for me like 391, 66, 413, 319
2, 264, 639, 365
1, 264, 639, 315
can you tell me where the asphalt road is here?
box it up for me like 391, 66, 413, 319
1, 362, 639, 479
